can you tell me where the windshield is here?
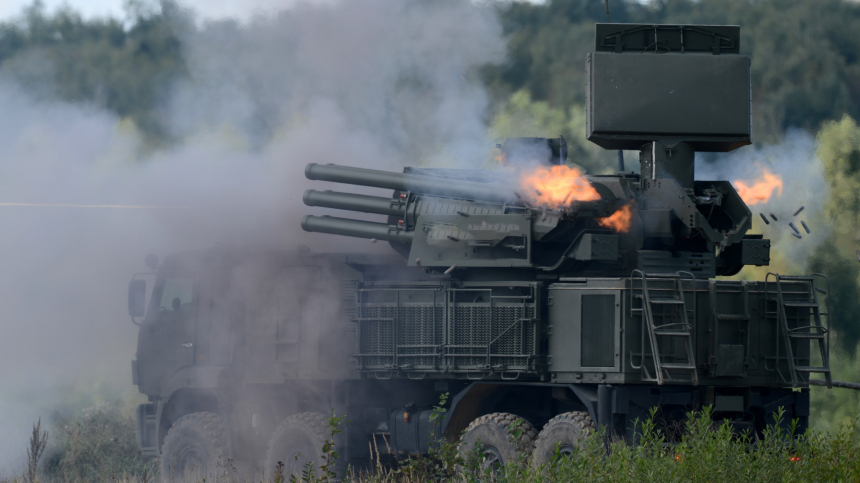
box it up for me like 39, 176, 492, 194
158, 277, 195, 314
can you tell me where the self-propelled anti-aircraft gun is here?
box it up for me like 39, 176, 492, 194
131, 24, 832, 479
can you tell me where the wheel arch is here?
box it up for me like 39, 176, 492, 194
155, 365, 230, 451
157, 388, 221, 451
442, 383, 502, 442
442, 383, 598, 442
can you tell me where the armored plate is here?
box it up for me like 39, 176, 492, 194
407, 214, 532, 267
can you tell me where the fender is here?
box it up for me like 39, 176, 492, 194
441, 383, 502, 442
155, 366, 229, 451
159, 365, 228, 399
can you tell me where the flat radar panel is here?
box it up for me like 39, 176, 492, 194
586, 49, 751, 152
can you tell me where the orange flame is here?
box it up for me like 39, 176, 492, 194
520, 165, 600, 208
733, 169, 783, 206
598, 204, 633, 233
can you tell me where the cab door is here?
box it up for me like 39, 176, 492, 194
244, 265, 322, 383
136, 275, 198, 396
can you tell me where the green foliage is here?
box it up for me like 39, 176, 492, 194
41, 403, 156, 482
351, 407, 860, 483
489, 89, 616, 174
811, 341, 860, 434
807, 238, 860, 353
490, 0, 860, 140
0, 0, 187, 143
318, 408, 346, 482
818, 115, 860, 238
805, 115, 860, 351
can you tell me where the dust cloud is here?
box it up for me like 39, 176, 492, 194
0, 0, 504, 473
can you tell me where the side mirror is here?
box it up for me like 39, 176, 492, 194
129, 280, 146, 318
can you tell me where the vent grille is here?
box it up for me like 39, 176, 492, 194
355, 283, 540, 375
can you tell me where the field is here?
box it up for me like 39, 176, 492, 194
5, 397, 859, 483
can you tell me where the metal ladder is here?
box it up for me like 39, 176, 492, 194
708, 280, 751, 377
631, 270, 698, 386
765, 273, 832, 388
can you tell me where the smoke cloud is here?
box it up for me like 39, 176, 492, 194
696, 130, 829, 270
0, 0, 504, 473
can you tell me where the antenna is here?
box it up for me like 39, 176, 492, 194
605, 0, 611, 22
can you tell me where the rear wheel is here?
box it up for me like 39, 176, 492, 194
531, 411, 595, 468
458, 412, 537, 472
264, 412, 332, 480
159, 412, 228, 480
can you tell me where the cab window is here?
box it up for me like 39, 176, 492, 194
159, 277, 195, 313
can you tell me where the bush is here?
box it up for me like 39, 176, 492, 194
42, 403, 156, 482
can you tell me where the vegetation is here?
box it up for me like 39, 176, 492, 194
489, 0, 860, 138
6, 404, 860, 482
40, 403, 156, 482
25, 419, 47, 483
0, 0, 186, 143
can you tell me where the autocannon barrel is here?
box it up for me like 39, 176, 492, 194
305, 163, 513, 203
301, 215, 413, 243
303, 190, 407, 216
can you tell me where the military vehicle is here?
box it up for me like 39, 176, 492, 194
130, 23, 832, 478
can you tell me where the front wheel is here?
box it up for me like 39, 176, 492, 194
531, 411, 595, 469
458, 412, 537, 472
159, 412, 228, 480
264, 412, 334, 480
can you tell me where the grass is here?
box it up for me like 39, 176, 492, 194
354, 407, 860, 483
5, 403, 860, 483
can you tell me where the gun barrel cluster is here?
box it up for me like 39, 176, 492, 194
302, 163, 518, 243
305, 163, 512, 202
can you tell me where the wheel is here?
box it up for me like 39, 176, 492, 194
458, 412, 538, 472
531, 411, 595, 468
264, 412, 333, 480
159, 412, 228, 480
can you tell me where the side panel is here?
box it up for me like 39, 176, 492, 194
548, 277, 819, 387
547, 282, 621, 374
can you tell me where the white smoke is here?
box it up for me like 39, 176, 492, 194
696, 129, 829, 271
0, 0, 504, 473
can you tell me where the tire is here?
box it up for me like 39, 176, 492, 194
159, 412, 228, 481
264, 412, 333, 480
458, 412, 538, 472
531, 411, 595, 469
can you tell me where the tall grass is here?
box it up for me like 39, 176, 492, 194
356, 407, 860, 483
5, 404, 859, 482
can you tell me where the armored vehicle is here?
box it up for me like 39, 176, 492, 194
130, 24, 832, 478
